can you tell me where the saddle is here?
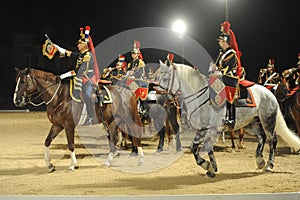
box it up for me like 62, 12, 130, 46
97, 80, 113, 106
235, 80, 256, 107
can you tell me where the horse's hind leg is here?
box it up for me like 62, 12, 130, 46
44, 125, 63, 173
255, 123, 267, 169
245, 118, 266, 169
264, 135, 277, 172
190, 130, 216, 178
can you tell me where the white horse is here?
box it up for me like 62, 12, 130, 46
157, 61, 300, 178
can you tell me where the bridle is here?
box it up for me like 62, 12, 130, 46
15, 70, 61, 106
157, 64, 209, 119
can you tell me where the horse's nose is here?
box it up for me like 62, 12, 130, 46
14, 98, 22, 107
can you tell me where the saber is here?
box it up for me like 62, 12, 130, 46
44, 34, 53, 43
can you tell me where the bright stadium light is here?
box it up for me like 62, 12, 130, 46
172, 20, 186, 35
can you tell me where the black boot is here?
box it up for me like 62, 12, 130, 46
156, 127, 166, 152
223, 102, 235, 129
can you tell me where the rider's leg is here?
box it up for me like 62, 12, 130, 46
224, 102, 235, 129
83, 82, 96, 125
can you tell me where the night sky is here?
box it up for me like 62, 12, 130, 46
1, 0, 299, 109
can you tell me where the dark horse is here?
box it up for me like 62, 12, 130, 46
275, 81, 300, 137
13, 68, 143, 172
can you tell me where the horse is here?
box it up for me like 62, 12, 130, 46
157, 61, 300, 178
113, 77, 182, 154
13, 68, 144, 172
275, 81, 300, 137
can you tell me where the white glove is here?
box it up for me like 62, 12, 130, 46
60, 70, 76, 79
54, 44, 66, 55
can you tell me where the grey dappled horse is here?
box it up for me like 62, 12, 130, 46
157, 61, 300, 178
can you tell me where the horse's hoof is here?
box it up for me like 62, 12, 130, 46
256, 157, 265, 169
104, 160, 111, 167
73, 163, 79, 169
67, 166, 75, 172
129, 152, 138, 157
113, 151, 120, 157
47, 163, 55, 173
206, 171, 216, 178
138, 158, 144, 166
263, 166, 273, 173
156, 148, 163, 153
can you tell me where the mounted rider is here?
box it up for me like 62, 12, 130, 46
126, 40, 148, 114
53, 26, 100, 125
280, 53, 300, 117
102, 55, 127, 84
258, 58, 280, 93
282, 53, 300, 96
209, 21, 242, 129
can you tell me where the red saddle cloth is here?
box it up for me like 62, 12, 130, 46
239, 80, 255, 88
236, 79, 256, 107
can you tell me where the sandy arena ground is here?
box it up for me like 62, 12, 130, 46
0, 111, 299, 195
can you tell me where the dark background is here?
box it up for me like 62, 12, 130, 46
1, 0, 299, 110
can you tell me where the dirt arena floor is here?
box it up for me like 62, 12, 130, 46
0, 111, 299, 195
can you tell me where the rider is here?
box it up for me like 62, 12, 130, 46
281, 53, 300, 117
102, 55, 127, 84
54, 26, 100, 125
127, 40, 147, 114
282, 53, 300, 96
258, 58, 280, 93
211, 21, 242, 129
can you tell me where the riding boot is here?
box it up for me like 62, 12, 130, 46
224, 102, 235, 129
156, 127, 166, 152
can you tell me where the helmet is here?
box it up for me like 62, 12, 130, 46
77, 26, 90, 44
267, 58, 275, 68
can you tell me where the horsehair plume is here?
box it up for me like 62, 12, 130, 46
275, 106, 300, 153
84, 26, 90, 43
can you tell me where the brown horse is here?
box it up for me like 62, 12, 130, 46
275, 81, 300, 137
13, 68, 143, 172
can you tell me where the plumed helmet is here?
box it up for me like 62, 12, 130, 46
116, 55, 127, 70
132, 40, 140, 54
77, 26, 91, 44
167, 53, 174, 62
268, 58, 275, 68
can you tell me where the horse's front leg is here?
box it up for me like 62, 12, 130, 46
44, 125, 63, 173
104, 123, 119, 167
64, 126, 78, 171
191, 131, 216, 178
131, 136, 144, 165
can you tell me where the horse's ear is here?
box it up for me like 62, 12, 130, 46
15, 67, 21, 73
159, 60, 168, 70
159, 59, 164, 66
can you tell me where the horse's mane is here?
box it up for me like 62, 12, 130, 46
173, 63, 208, 90
29, 68, 58, 82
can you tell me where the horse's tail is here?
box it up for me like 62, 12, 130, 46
275, 106, 300, 152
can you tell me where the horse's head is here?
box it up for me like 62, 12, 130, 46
274, 80, 288, 102
13, 68, 37, 107
157, 60, 181, 95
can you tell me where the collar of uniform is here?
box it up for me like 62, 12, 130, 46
80, 49, 89, 55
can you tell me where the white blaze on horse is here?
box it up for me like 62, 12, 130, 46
157, 61, 300, 178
